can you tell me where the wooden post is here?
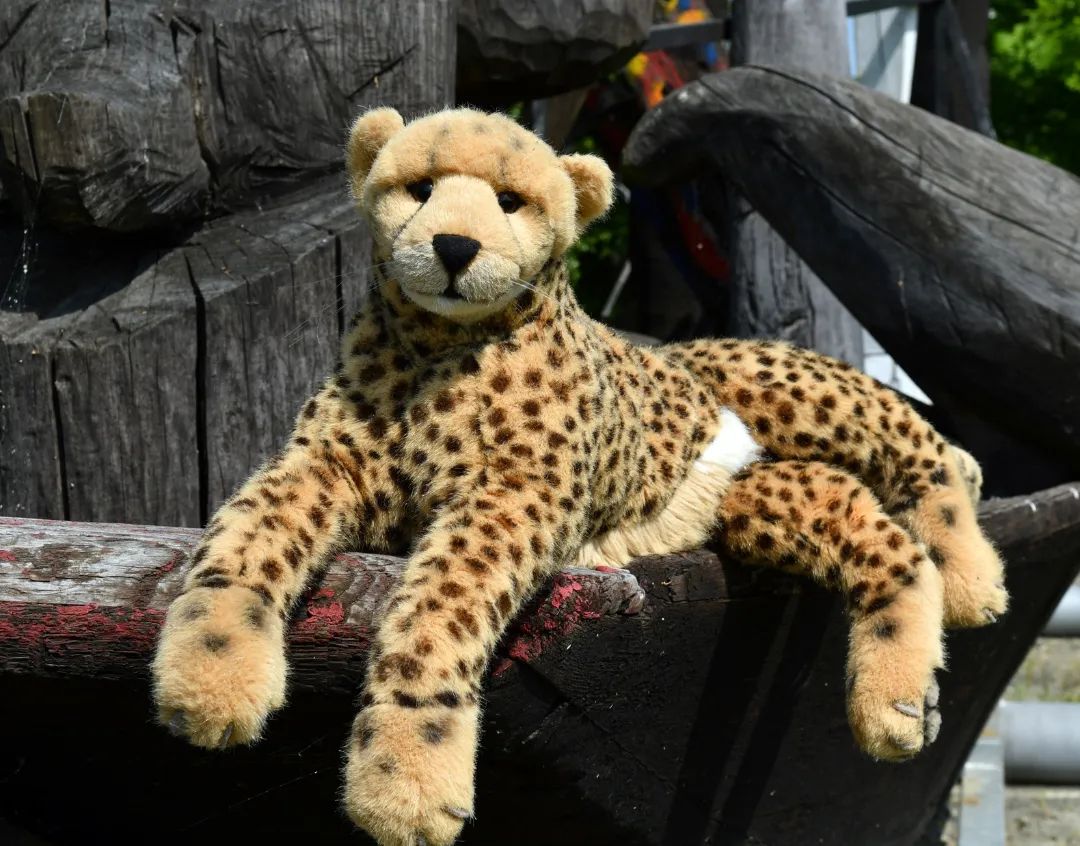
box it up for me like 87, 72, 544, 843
728, 0, 864, 364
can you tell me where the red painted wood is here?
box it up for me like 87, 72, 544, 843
0, 515, 646, 689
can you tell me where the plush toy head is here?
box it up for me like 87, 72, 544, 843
346, 107, 613, 322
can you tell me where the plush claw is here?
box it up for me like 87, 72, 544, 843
984, 609, 998, 623
893, 701, 920, 719
925, 676, 940, 709
924, 708, 942, 744
168, 711, 187, 738
415, 835, 428, 846
218, 725, 234, 749
444, 806, 471, 820
891, 736, 920, 753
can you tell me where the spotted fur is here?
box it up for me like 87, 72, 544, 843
152, 108, 1007, 846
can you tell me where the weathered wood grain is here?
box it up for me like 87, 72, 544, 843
456, 0, 653, 106
51, 250, 202, 527
1, 484, 1078, 843
622, 66, 1080, 470
0, 310, 63, 519
0, 515, 647, 692
0, 0, 455, 232
0, 179, 375, 526
728, 1, 864, 365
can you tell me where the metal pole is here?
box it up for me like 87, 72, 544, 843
959, 708, 1006, 846
1001, 701, 1080, 784
1044, 586, 1080, 637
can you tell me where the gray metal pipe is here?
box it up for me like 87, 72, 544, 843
1001, 701, 1080, 784
1044, 585, 1080, 637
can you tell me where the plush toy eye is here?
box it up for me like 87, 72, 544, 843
497, 191, 525, 214
407, 179, 433, 202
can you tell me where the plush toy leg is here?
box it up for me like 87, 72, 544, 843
343, 486, 574, 846
153, 446, 359, 748
718, 460, 945, 761
889, 445, 1007, 629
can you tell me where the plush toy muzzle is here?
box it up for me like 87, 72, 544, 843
346, 107, 614, 323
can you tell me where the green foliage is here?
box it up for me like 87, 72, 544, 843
563, 136, 629, 315
990, 0, 1080, 173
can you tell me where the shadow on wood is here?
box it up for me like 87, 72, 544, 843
1, 483, 1078, 844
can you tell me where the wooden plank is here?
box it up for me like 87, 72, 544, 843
50, 251, 202, 527
728, 0, 864, 365
621, 67, 1080, 473
0, 485, 1078, 843
0, 515, 646, 691
1, 180, 381, 528
910, 0, 993, 135
0, 0, 455, 232
0, 311, 63, 519
190, 180, 364, 516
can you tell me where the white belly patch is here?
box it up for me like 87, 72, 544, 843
694, 408, 763, 475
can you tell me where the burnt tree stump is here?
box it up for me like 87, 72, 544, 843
1, 483, 1078, 844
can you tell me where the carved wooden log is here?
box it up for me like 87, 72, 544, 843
0, 0, 454, 232
456, 0, 653, 106
622, 66, 1080, 472
0, 178, 371, 526
726, 1, 864, 366
1, 482, 1078, 843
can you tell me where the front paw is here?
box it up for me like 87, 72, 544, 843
941, 542, 1006, 626
344, 701, 478, 846
152, 586, 287, 748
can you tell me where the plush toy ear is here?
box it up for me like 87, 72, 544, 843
346, 107, 405, 196
560, 153, 614, 229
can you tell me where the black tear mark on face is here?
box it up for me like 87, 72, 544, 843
203, 633, 229, 652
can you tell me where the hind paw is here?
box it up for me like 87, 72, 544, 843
848, 670, 942, 761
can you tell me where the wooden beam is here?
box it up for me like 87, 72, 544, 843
0, 515, 645, 688
622, 67, 1080, 474
728, 0, 864, 365
0, 1, 455, 233
1, 483, 1078, 843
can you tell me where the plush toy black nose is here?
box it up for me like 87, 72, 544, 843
432, 234, 481, 277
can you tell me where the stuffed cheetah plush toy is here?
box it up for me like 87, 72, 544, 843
152, 107, 1008, 846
